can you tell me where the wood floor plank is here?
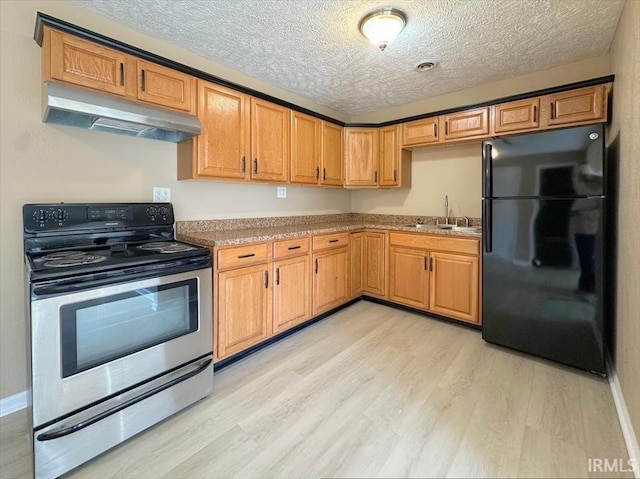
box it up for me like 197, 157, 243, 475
0, 302, 630, 479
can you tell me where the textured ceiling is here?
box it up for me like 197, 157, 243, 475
71, 0, 624, 116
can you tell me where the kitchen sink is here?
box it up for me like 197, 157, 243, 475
403, 224, 480, 233
403, 224, 437, 229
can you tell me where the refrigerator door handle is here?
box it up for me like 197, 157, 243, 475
483, 200, 492, 253
483, 143, 492, 198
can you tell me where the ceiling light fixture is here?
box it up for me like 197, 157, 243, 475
358, 7, 407, 52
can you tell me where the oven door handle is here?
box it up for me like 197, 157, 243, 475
36, 357, 212, 442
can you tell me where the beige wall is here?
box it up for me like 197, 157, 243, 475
351, 144, 482, 219
0, 1, 351, 399
352, 55, 612, 124
609, 0, 640, 446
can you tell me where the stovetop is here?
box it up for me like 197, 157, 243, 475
23, 203, 211, 283
26, 240, 210, 282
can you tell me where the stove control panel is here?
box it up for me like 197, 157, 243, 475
23, 203, 174, 233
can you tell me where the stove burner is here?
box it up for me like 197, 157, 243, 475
43, 251, 90, 261
44, 253, 107, 268
138, 241, 198, 254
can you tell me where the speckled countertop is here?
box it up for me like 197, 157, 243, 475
177, 213, 482, 247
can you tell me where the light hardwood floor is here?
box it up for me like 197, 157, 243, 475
0, 301, 631, 478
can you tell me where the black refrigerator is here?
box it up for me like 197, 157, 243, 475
481, 124, 607, 374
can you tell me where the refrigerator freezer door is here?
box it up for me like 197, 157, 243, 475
482, 198, 605, 373
484, 124, 605, 198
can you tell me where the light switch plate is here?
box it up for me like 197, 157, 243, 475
153, 187, 171, 203
277, 187, 287, 198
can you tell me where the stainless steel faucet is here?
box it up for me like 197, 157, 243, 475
456, 216, 471, 227
437, 195, 451, 227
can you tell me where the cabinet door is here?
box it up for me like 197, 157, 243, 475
320, 122, 344, 186
344, 128, 379, 187
493, 98, 539, 134
429, 252, 479, 324
195, 81, 250, 180
443, 107, 490, 140
547, 85, 605, 126
350, 232, 364, 298
217, 264, 271, 359
46, 29, 127, 96
312, 248, 349, 315
273, 256, 311, 334
290, 112, 321, 185
364, 232, 385, 297
401, 118, 439, 146
379, 126, 399, 187
136, 60, 195, 113
388, 247, 429, 310
251, 99, 289, 182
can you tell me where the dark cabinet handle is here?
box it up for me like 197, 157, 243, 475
315, 167, 319, 180
323, 168, 326, 180
445, 121, 449, 135
550, 103, 555, 120
241, 156, 246, 173
329, 239, 339, 243
424, 256, 428, 270
315, 259, 318, 274
393, 170, 397, 183
374, 171, 378, 183
238, 253, 255, 259
429, 257, 433, 271
141, 69, 146, 91
253, 159, 258, 174
287, 245, 301, 250
119, 63, 124, 86
264, 271, 269, 288
434, 122, 438, 137
275, 267, 280, 285
533, 105, 537, 122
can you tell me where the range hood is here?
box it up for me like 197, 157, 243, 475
42, 82, 201, 142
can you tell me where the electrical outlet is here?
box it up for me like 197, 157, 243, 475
277, 187, 287, 198
153, 187, 171, 203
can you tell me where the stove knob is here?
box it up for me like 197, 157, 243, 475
56, 209, 68, 221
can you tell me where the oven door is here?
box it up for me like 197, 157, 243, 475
30, 267, 212, 428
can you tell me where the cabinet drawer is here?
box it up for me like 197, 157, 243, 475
389, 233, 480, 255
312, 232, 350, 251
217, 243, 269, 270
273, 237, 310, 259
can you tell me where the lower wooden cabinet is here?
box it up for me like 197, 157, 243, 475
363, 232, 386, 297
388, 233, 481, 324
312, 247, 349, 315
388, 246, 429, 309
273, 255, 311, 334
350, 232, 364, 298
217, 263, 271, 359
429, 252, 479, 323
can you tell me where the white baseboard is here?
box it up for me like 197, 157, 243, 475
607, 358, 640, 479
0, 390, 28, 417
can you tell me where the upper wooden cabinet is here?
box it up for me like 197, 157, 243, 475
443, 107, 490, 141
135, 59, 195, 113
290, 111, 321, 185
545, 85, 606, 126
251, 98, 290, 183
401, 118, 440, 147
45, 28, 128, 96
493, 98, 540, 134
344, 128, 379, 187
43, 28, 195, 114
379, 125, 399, 187
180, 88, 290, 182
182, 81, 250, 180
320, 122, 344, 186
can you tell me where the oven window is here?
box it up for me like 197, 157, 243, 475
60, 279, 198, 378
